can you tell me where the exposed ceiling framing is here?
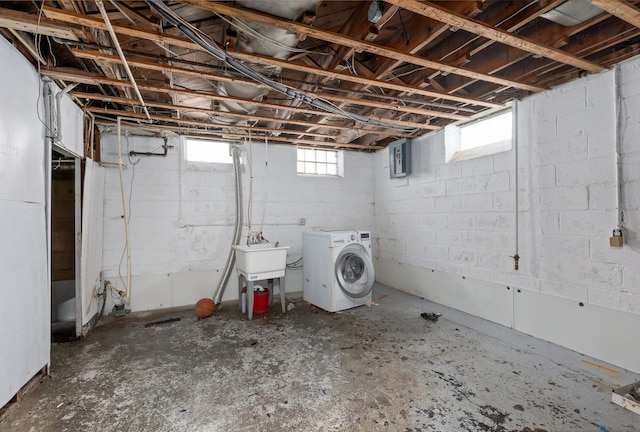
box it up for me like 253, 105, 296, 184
1, 0, 639, 152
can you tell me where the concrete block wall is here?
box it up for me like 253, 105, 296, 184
101, 135, 375, 312
375, 55, 640, 316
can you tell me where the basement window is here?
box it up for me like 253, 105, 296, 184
297, 148, 344, 177
184, 139, 233, 165
445, 107, 513, 163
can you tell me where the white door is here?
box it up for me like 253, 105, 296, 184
79, 159, 105, 333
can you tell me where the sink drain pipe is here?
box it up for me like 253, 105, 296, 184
213, 145, 243, 305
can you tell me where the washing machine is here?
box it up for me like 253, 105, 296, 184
303, 230, 374, 312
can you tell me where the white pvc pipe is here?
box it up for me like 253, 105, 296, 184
95, 0, 151, 122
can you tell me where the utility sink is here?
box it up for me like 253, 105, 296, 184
234, 244, 289, 280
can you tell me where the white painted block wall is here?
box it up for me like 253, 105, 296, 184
374, 56, 640, 373
100, 135, 375, 312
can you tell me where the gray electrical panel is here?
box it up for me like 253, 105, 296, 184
389, 138, 411, 178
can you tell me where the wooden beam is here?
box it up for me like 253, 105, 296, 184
72, 90, 435, 132
8, 29, 46, 65
590, 0, 640, 28
386, 0, 604, 74
90, 109, 386, 150
87, 107, 339, 138
72, 49, 467, 121
39, 6, 502, 109
0, 8, 79, 41
41, 67, 354, 124
175, 0, 543, 92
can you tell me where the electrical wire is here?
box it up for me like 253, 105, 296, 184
146, 0, 415, 132
214, 12, 330, 56
117, 134, 138, 296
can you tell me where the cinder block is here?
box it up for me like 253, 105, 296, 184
493, 150, 516, 172
420, 213, 448, 229
559, 210, 614, 236
537, 165, 557, 189
537, 84, 586, 121
446, 177, 475, 195
586, 126, 616, 158
537, 136, 588, 165
623, 266, 640, 295
540, 234, 591, 259
449, 246, 477, 266
435, 161, 462, 180
539, 186, 588, 211
477, 213, 512, 231
419, 181, 446, 198
539, 279, 587, 301
477, 250, 512, 270
493, 191, 515, 212
588, 183, 617, 210
448, 213, 476, 229
555, 157, 614, 187
474, 172, 510, 193
461, 157, 494, 177
434, 195, 462, 213
436, 229, 462, 246
406, 241, 426, 258
537, 117, 558, 144
588, 288, 640, 314
425, 244, 449, 260
622, 180, 640, 208
460, 194, 492, 212
463, 231, 496, 251
586, 69, 614, 108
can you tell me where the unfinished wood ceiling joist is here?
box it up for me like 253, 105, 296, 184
1, 0, 639, 151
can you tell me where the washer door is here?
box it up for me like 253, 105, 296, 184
335, 243, 374, 298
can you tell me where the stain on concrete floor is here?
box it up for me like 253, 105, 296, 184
1, 284, 638, 431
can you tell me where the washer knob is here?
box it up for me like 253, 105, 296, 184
351, 234, 356, 241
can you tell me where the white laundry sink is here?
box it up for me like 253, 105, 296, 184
234, 244, 289, 280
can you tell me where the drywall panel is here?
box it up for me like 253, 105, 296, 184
0, 201, 49, 407
80, 160, 105, 328
0, 38, 45, 203
514, 288, 640, 374
0, 36, 49, 408
375, 258, 514, 328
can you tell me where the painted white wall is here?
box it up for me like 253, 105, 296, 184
100, 134, 375, 312
0, 37, 49, 407
374, 55, 640, 373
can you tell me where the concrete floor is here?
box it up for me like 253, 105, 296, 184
1, 283, 639, 431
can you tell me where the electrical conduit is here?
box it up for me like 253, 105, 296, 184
213, 145, 243, 305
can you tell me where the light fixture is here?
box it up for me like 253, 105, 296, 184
368, 0, 383, 24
